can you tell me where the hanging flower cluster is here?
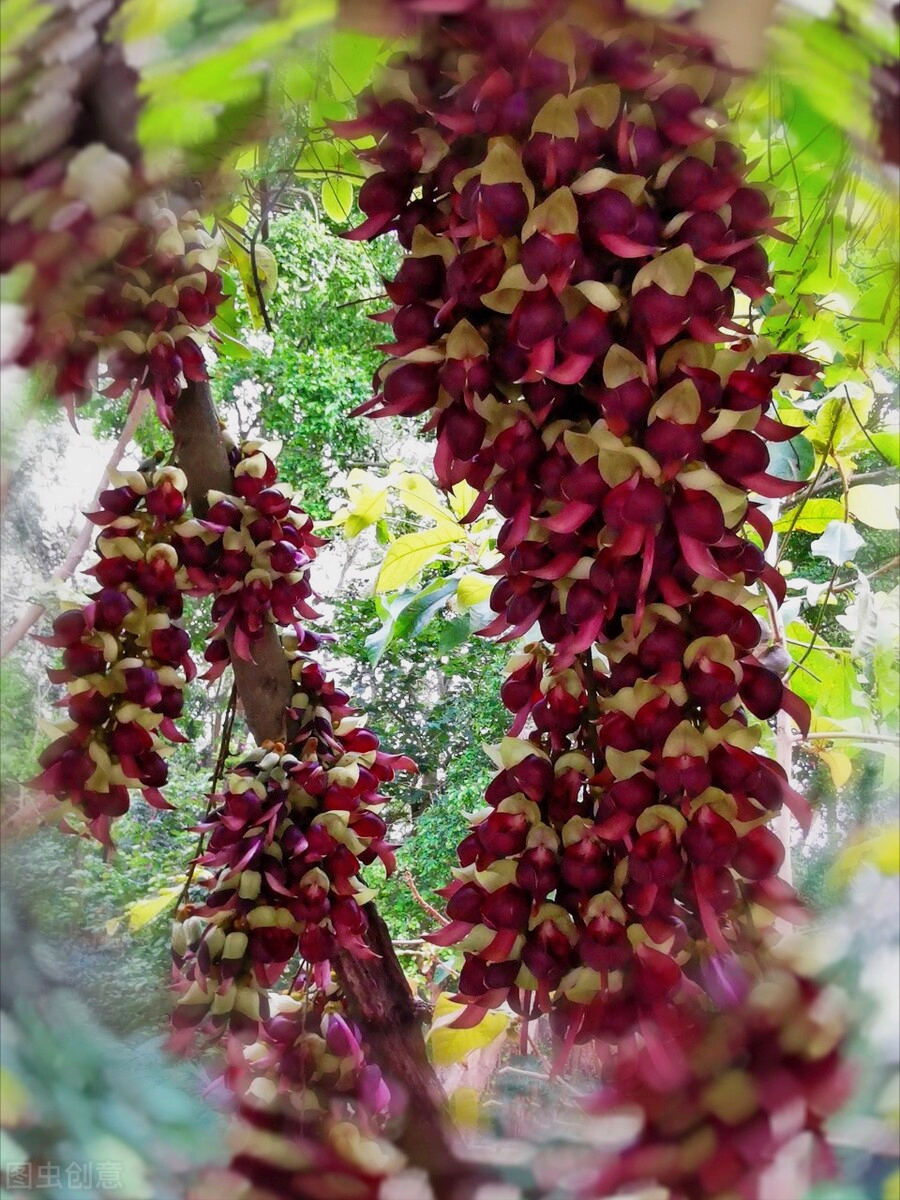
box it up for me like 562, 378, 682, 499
191, 990, 404, 1200
175, 440, 324, 675
209, 992, 404, 1200
342, 7, 851, 1189
586, 947, 852, 1200
346, 2, 813, 1027
432, 619, 811, 1040
31, 466, 196, 846
49, 202, 223, 426
1, 5, 225, 425
171, 669, 414, 1045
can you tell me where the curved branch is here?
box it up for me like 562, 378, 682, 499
402, 867, 450, 926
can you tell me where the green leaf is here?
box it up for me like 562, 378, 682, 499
869, 431, 900, 467
456, 572, 494, 609
363, 577, 459, 662
376, 525, 461, 593
785, 624, 870, 721
322, 175, 354, 223
439, 614, 472, 653
328, 31, 382, 99
767, 433, 816, 483
774, 498, 845, 534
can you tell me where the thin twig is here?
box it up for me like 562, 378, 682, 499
1, 391, 150, 660
174, 682, 237, 915
833, 557, 900, 594
402, 868, 449, 926
793, 731, 898, 745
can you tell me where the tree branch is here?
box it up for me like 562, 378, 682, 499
171, 379, 293, 744
402, 867, 450, 926
0, 391, 150, 661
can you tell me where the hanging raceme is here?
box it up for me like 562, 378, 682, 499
343, 0, 851, 1190
31, 439, 329, 846
170, 675, 413, 1047
30, 465, 196, 847
174, 439, 326, 674
211, 992, 406, 1200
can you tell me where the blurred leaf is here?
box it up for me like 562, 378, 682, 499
126, 884, 183, 931
448, 1086, 482, 1128
828, 825, 900, 888
817, 748, 853, 788
327, 30, 382, 99
428, 994, 510, 1066
846, 483, 900, 530
0, 1069, 32, 1128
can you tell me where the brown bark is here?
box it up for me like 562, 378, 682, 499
170, 379, 474, 1193
171, 380, 294, 744
335, 910, 467, 1195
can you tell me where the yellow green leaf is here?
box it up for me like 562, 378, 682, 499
828, 825, 900, 888
846, 483, 900, 530
342, 471, 390, 538
375, 526, 460, 593
328, 30, 383, 98
0, 1068, 32, 1127
322, 176, 354, 223
884, 1167, 900, 1200
396, 473, 456, 526
456, 573, 494, 609
448, 480, 480, 520
126, 884, 183, 931
427, 994, 510, 1066
818, 749, 853, 789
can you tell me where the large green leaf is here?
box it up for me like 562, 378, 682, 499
322, 175, 354, 223
327, 30, 383, 99
774, 498, 845, 534
364, 576, 459, 663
